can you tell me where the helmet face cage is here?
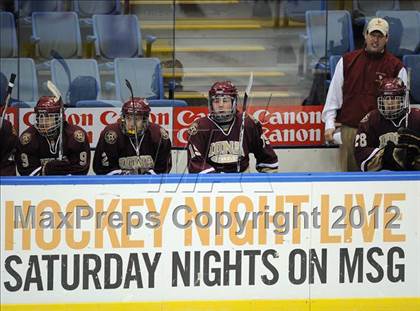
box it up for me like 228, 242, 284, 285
208, 81, 238, 123
209, 95, 237, 123
35, 112, 61, 139
120, 98, 151, 137
34, 96, 62, 139
377, 95, 406, 120
377, 78, 407, 120
121, 111, 150, 137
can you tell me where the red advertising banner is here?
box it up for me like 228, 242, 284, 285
173, 107, 208, 147
14, 106, 324, 148
173, 106, 324, 147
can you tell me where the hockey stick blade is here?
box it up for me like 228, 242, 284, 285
125, 79, 141, 159
245, 72, 253, 97
405, 68, 411, 128
47, 80, 62, 101
46, 80, 65, 160
243, 72, 254, 112
237, 72, 254, 172
125, 79, 135, 100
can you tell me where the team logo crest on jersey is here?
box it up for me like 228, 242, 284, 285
160, 127, 169, 140
74, 130, 85, 143
20, 132, 31, 145
188, 122, 198, 136
104, 130, 117, 144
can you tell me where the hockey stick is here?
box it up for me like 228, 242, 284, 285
51, 50, 71, 104
237, 72, 254, 172
262, 93, 272, 122
125, 79, 141, 159
0, 73, 16, 130
405, 68, 411, 128
47, 80, 64, 160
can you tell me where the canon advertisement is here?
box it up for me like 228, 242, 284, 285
13, 106, 324, 148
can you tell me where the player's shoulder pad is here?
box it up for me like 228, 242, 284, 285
19, 130, 32, 145
67, 124, 87, 143
100, 123, 120, 144
73, 129, 86, 143
73, 127, 87, 143
104, 129, 118, 144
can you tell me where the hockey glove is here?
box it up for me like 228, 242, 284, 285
398, 127, 420, 151
382, 141, 406, 171
397, 128, 420, 170
43, 159, 71, 175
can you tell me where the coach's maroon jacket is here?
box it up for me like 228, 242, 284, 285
337, 49, 403, 128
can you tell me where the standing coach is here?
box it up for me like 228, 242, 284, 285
322, 17, 407, 171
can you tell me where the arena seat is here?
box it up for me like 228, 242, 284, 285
283, 0, 326, 25
51, 59, 101, 104
90, 15, 143, 59
31, 12, 82, 60
114, 57, 164, 102
71, 0, 121, 24
14, 0, 64, 21
0, 12, 18, 58
0, 58, 38, 105
403, 54, 420, 105
376, 11, 420, 58
352, 0, 399, 26
298, 10, 354, 76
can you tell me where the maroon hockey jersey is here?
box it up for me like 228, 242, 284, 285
187, 112, 278, 173
0, 119, 18, 176
354, 108, 420, 171
93, 121, 172, 175
16, 123, 90, 176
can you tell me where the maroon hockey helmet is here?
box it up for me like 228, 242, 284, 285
377, 78, 407, 120
208, 81, 238, 123
121, 97, 151, 136
34, 96, 62, 138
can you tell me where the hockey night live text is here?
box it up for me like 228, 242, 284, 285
2, 192, 407, 292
